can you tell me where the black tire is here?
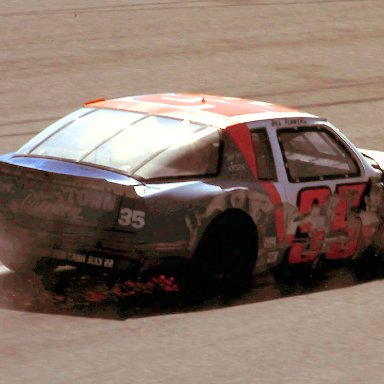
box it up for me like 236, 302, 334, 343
273, 259, 319, 295
351, 246, 383, 281
271, 258, 298, 296
189, 210, 258, 299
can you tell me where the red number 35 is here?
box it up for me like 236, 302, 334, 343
288, 184, 366, 264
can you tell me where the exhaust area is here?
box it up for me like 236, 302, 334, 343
0, 264, 10, 274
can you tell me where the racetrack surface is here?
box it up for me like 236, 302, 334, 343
0, 1, 384, 383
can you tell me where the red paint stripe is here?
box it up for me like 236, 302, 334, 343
261, 182, 285, 245
227, 123, 257, 177
134, 94, 296, 117
225, 123, 285, 246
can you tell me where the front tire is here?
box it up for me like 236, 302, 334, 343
351, 246, 383, 281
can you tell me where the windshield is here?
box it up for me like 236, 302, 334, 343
17, 108, 221, 180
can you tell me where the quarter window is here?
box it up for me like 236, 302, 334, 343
251, 129, 277, 181
278, 127, 360, 182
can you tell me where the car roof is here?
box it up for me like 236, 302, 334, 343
85, 93, 318, 128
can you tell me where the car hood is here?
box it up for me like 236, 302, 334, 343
358, 148, 384, 172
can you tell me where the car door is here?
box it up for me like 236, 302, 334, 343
273, 123, 371, 264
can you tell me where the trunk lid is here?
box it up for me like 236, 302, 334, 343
0, 156, 142, 230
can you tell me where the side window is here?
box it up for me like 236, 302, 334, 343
251, 129, 277, 181
278, 126, 360, 182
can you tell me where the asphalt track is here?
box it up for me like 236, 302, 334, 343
0, 1, 384, 383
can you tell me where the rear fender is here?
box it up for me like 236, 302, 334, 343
185, 186, 277, 271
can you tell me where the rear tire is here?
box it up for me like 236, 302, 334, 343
189, 210, 258, 300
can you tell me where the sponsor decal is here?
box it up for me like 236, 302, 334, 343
225, 151, 247, 172
8, 198, 84, 221
227, 123, 257, 177
7, 183, 118, 220
87, 255, 114, 268
228, 163, 246, 172
271, 117, 310, 127
52, 249, 114, 268
20, 184, 117, 211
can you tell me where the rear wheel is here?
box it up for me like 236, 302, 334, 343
189, 210, 258, 300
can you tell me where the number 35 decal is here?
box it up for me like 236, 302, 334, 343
118, 208, 146, 229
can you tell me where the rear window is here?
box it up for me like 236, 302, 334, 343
133, 127, 220, 179
17, 108, 221, 180
17, 108, 95, 155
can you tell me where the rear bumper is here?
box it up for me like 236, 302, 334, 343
0, 221, 190, 274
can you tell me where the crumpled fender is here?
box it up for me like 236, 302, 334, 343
359, 148, 384, 172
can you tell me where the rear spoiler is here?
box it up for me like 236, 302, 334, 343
0, 154, 144, 191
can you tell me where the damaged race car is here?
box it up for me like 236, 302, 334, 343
0, 93, 383, 297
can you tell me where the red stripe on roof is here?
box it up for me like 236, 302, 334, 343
134, 94, 296, 117
86, 94, 298, 121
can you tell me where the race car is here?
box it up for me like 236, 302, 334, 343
0, 93, 383, 296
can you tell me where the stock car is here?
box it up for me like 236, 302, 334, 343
0, 93, 383, 296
